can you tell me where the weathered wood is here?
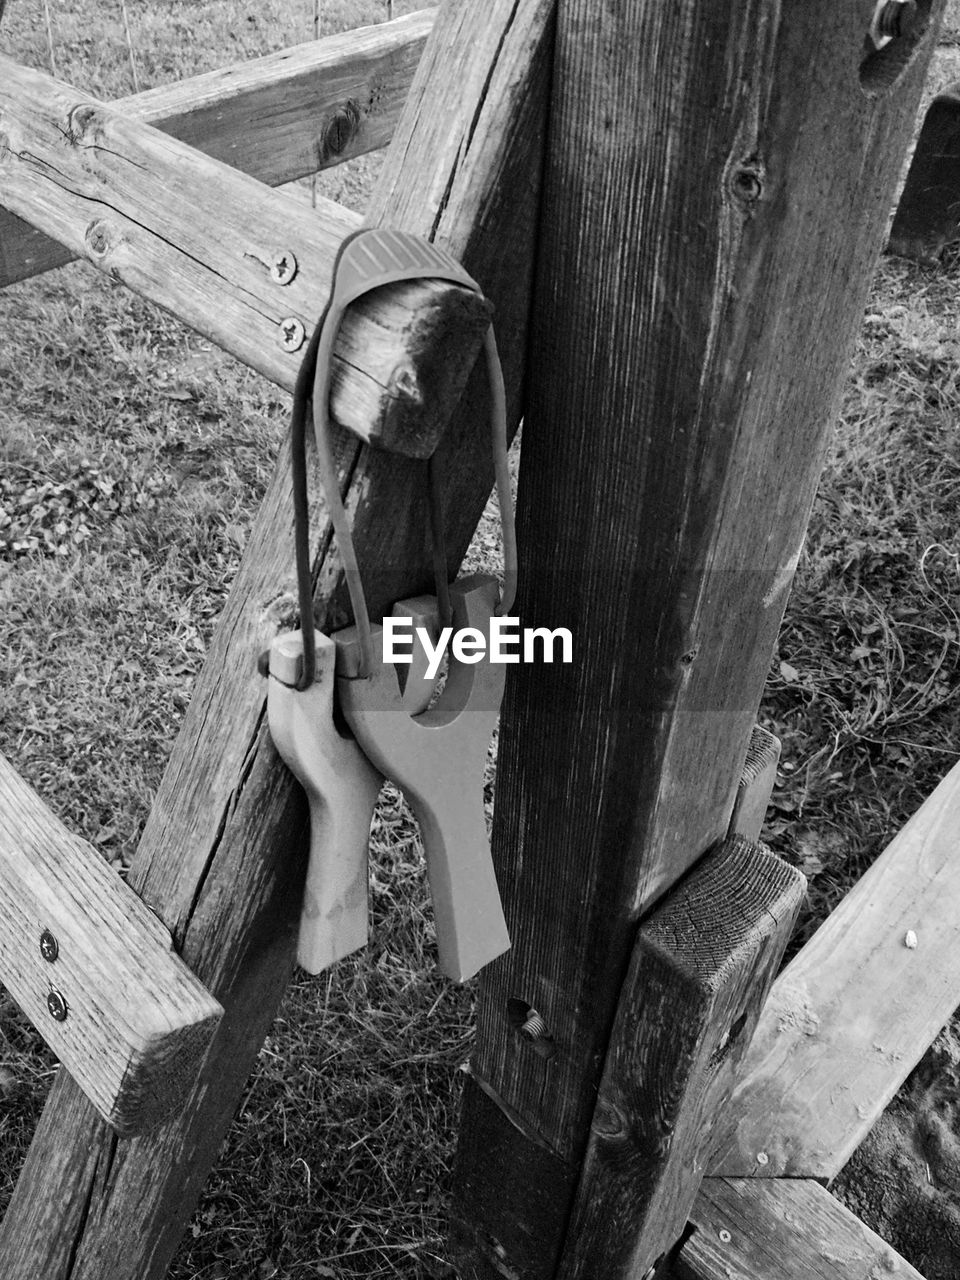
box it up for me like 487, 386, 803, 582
0, 754, 222, 1135
557, 838, 804, 1280
0, 1, 553, 1275
449, 1, 943, 1276
728, 727, 781, 843
676, 1177, 925, 1280
888, 80, 960, 263
711, 758, 960, 1180
0, 54, 490, 457
0, 11, 434, 289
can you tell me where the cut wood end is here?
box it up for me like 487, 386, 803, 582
106, 1002, 223, 1136
354, 279, 493, 458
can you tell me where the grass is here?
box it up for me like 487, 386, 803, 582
1, 2, 960, 1278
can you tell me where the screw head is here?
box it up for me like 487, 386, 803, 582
718, 1228, 732, 1245
270, 250, 298, 286
46, 989, 68, 1022
756, 1150, 769, 1166
39, 929, 59, 963
279, 317, 306, 353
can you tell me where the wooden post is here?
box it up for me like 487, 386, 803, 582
0, 2, 554, 1276
449, 1, 944, 1276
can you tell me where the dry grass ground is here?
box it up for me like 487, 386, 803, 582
1, 3, 959, 1278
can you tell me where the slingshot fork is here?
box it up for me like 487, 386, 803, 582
334, 574, 510, 983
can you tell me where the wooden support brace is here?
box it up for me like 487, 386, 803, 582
676, 1177, 925, 1280
711, 758, 960, 1180
0, 51, 490, 457
0, 10, 434, 288
0, 754, 221, 1135
555, 837, 804, 1280
727, 727, 781, 843
0, 1, 553, 1274
888, 81, 960, 263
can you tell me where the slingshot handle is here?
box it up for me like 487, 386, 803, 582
267, 631, 383, 974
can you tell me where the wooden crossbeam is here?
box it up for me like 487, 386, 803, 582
0, 10, 434, 288
0, 1, 552, 1274
0, 43, 489, 458
678, 1178, 924, 1280
0, 754, 221, 1135
711, 758, 960, 1180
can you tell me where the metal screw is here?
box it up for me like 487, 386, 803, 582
878, 0, 917, 38
270, 250, 298, 286
718, 1229, 732, 1244
39, 930, 59, 963
279, 317, 306, 352
520, 1011, 548, 1041
46, 989, 68, 1022
756, 1150, 769, 1166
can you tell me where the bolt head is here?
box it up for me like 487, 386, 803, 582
47, 989, 68, 1022
39, 929, 59, 963
279, 317, 306, 353
270, 250, 298, 285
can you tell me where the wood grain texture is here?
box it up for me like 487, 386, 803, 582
0, 754, 222, 1135
676, 1177, 924, 1280
0, 54, 490, 456
556, 838, 804, 1280
451, 1, 943, 1276
727, 726, 781, 843
0, 2, 553, 1275
0, 10, 434, 288
711, 758, 960, 1180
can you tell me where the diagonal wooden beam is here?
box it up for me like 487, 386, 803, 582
0, 754, 221, 1136
0, 10, 434, 288
711, 758, 960, 1181
677, 1178, 924, 1280
0, 1, 554, 1275
0, 40, 489, 457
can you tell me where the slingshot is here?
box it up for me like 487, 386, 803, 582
267, 229, 516, 981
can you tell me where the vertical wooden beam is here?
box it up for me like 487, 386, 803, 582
450, 1, 943, 1276
0, 3, 554, 1276
558, 838, 804, 1280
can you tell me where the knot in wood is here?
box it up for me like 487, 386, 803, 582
67, 102, 101, 145
84, 219, 111, 257
729, 159, 764, 206
319, 100, 362, 163
592, 1100, 628, 1140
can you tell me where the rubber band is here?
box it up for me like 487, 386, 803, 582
291, 230, 516, 686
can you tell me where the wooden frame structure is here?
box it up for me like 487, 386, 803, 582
0, 2, 954, 1277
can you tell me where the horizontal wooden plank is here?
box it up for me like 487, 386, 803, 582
711, 759, 960, 1178
557, 838, 805, 1280
0, 753, 222, 1135
0, 10, 434, 287
676, 1177, 924, 1280
0, 50, 489, 456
